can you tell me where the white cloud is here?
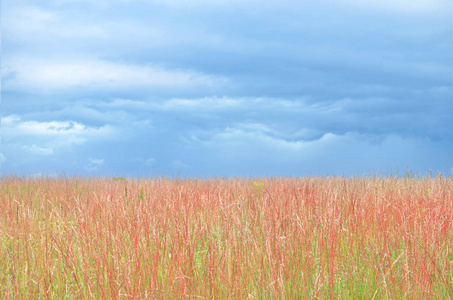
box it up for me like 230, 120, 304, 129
23, 145, 54, 156
150, 0, 451, 14
89, 158, 104, 166
171, 160, 191, 170
105, 99, 149, 109
156, 97, 241, 111
85, 158, 105, 172
102, 97, 308, 113
1, 115, 21, 125
184, 125, 451, 175
0, 153, 5, 163
336, 0, 451, 13
18, 120, 87, 136
3, 57, 225, 92
2, 115, 118, 151
3, 5, 107, 40
133, 157, 156, 166
150, 0, 247, 7
14, 6, 53, 22
191, 125, 339, 157
145, 158, 155, 166
1, 65, 16, 80
229, 122, 324, 141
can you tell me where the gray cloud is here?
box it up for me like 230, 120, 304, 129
2, 0, 452, 177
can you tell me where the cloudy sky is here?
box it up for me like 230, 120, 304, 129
1, 0, 452, 177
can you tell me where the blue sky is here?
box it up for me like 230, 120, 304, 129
1, 0, 452, 177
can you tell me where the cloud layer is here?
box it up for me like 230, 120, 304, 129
1, 0, 452, 177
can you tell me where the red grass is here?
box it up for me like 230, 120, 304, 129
1, 176, 452, 299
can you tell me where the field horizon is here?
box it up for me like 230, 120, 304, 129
1, 175, 452, 299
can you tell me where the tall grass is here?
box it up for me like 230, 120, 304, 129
1, 176, 452, 299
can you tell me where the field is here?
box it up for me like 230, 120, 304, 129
1, 176, 452, 299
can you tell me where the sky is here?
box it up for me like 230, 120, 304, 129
1, 0, 452, 178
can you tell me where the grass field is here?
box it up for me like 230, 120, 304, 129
1, 176, 452, 299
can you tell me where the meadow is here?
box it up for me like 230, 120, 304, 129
1, 176, 452, 299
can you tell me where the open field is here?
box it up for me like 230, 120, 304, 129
1, 176, 452, 299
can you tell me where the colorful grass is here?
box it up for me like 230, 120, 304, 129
1, 176, 452, 299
